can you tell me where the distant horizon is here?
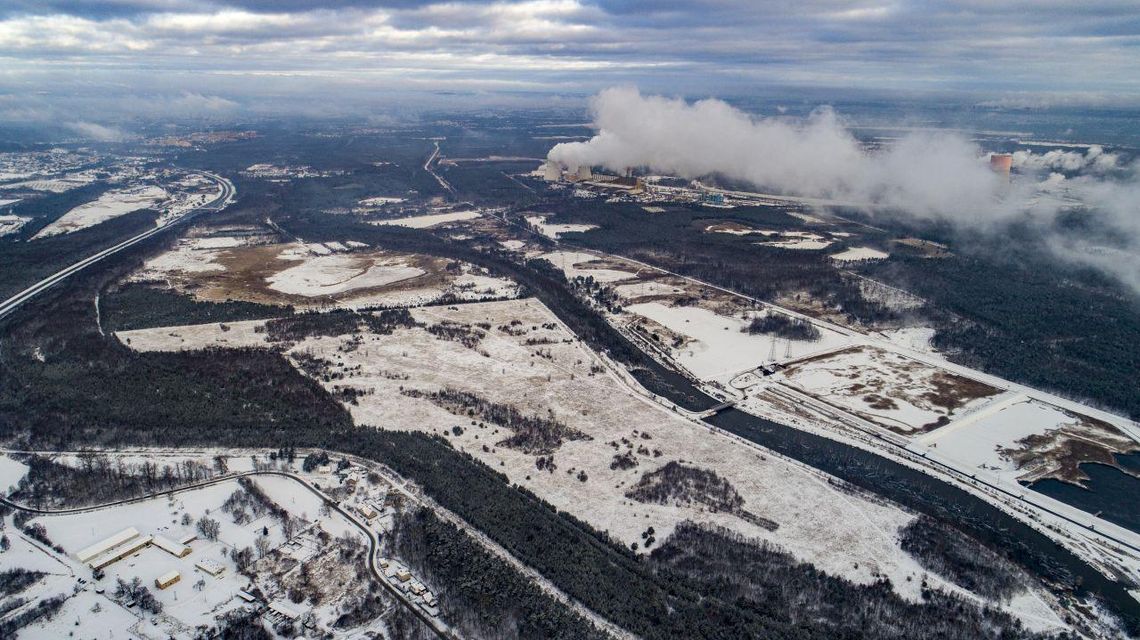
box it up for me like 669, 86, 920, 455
2, 1, 1140, 128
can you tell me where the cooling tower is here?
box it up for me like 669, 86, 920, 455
989, 153, 1012, 179
577, 165, 593, 180
543, 161, 561, 182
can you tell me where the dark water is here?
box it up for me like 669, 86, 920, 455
1030, 456, 1140, 533
705, 408, 1140, 626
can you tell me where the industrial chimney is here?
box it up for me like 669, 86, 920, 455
989, 153, 1012, 180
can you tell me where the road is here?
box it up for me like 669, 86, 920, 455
424, 141, 456, 198
0, 171, 235, 322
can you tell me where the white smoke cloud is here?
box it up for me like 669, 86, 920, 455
548, 88, 1140, 292
1012, 145, 1119, 174
549, 87, 1005, 220
64, 121, 129, 142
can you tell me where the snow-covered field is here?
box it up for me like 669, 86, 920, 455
129, 239, 519, 311
756, 231, 833, 250
625, 303, 850, 382
268, 253, 426, 297
831, 246, 889, 262
780, 346, 1002, 435
525, 215, 598, 239
373, 209, 480, 228
537, 250, 639, 283
33, 185, 168, 239
359, 196, 406, 206
0, 174, 97, 193
0, 214, 30, 237
115, 299, 1038, 615
916, 396, 1140, 485
0, 453, 29, 491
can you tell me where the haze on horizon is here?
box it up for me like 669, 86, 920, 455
1, 0, 1140, 124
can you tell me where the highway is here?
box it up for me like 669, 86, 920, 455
0, 171, 235, 322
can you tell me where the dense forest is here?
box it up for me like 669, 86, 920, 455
864, 254, 1140, 418
393, 507, 607, 640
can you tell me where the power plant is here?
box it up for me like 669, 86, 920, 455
989, 153, 1012, 180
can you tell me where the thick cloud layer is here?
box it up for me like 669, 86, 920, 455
549, 88, 1140, 291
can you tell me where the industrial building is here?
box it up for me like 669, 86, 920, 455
152, 535, 192, 558
155, 570, 181, 590
268, 601, 301, 622
88, 535, 154, 571
76, 528, 140, 564
990, 153, 1012, 179
195, 559, 226, 577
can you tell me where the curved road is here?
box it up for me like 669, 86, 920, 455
0, 171, 235, 321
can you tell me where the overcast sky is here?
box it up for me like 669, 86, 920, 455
2, 0, 1139, 121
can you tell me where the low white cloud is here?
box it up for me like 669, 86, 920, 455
65, 121, 129, 141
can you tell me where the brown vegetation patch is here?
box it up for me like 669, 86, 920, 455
1000, 409, 1140, 486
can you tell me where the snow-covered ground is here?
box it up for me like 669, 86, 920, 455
129, 239, 519, 311
268, 253, 426, 297
0, 174, 97, 193
779, 346, 1001, 435
625, 303, 850, 383
525, 215, 599, 239
831, 246, 889, 261
878, 327, 937, 353
0, 214, 30, 237
372, 210, 480, 229
112, 298, 1064, 623
0, 453, 29, 492
537, 251, 639, 283
756, 232, 833, 250
33, 185, 168, 239
359, 196, 406, 206
915, 396, 1139, 486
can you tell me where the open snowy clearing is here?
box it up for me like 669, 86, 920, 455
703, 221, 777, 236
113, 299, 1065, 629
0, 174, 97, 193
0, 214, 30, 237
268, 253, 426, 297
780, 346, 1002, 436
0, 453, 29, 490
33, 185, 168, 239
625, 303, 850, 383
756, 232, 833, 250
537, 250, 641, 283
831, 246, 889, 262
525, 215, 599, 239
128, 239, 519, 311
916, 396, 1140, 486
372, 209, 480, 228
359, 196, 406, 206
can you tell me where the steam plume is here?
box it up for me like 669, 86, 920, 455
548, 88, 1140, 291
